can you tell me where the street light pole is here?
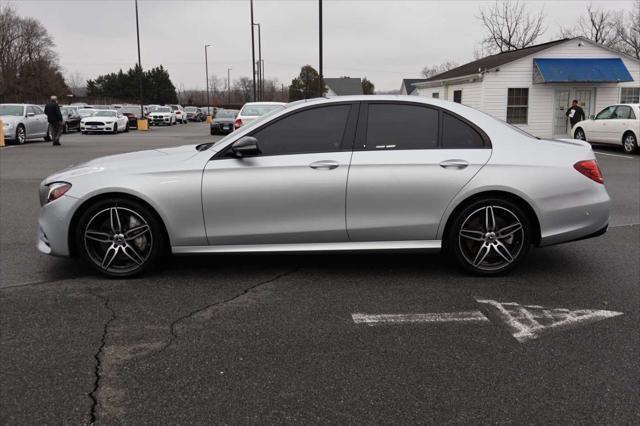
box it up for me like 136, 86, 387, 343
227, 67, 232, 105
318, 0, 323, 97
253, 23, 262, 101
250, 0, 257, 101
205, 44, 211, 116
134, 0, 144, 118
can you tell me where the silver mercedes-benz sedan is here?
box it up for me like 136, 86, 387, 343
37, 96, 610, 278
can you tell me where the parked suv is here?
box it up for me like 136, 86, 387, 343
170, 104, 187, 124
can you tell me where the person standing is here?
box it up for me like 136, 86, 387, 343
565, 99, 586, 130
44, 95, 63, 146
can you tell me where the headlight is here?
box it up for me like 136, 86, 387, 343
3, 121, 13, 129
46, 182, 72, 204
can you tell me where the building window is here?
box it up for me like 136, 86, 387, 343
620, 87, 640, 104
506, 88, 529, 124
453, 90, 462, 103
432, 92, 439, 99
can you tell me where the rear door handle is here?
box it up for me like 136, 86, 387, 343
439, 159, 469, 169
309, 160, 339, 170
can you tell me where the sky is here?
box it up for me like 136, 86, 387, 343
7, 0, 635, 92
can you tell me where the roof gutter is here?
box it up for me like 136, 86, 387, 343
413, 73, 485, 88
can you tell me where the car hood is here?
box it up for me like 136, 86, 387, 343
1, 115, 22, 124
150, 112, 172, 116
43, 144, 200, 184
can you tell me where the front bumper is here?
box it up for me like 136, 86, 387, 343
81, 124, 115, 132
37, 195, 79, 256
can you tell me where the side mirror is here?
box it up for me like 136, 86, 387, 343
26, 112, 35, 117
231, 136, 260, 157
590, 115, 595, 120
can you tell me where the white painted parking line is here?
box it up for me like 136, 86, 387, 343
352, 311, 490, 325
594, 151, 635, 159
353, 298, 624, 343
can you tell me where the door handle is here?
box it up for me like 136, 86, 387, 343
439, 159, 469, 169
309, 160, 339, 170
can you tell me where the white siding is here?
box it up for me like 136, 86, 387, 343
415, 81, 482, 109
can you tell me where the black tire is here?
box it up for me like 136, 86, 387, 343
622, 131, 638, 154
125, 123, 130, 133
15, 125, 26, 144
63, 123, 68, 134
113, 124, 118, 134
447, 198, 531, 276
574, 128, 586, 141
75, 197, 166, 278
81, 131, 86, 135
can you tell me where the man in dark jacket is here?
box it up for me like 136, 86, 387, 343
44, 95, 63, 146
565, 99, 586, 130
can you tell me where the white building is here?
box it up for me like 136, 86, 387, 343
324, 77, 363, 96
411, 37, 639, 139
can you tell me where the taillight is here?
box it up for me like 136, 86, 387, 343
234, 118, 243, 129
574, 160, 604, 184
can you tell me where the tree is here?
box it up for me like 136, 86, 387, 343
421, 61, 459, 79
559, 3, 619, 48
0, 4, 68, 102
288, 65, 325, 101
615, 0, 640, 59
361, 77, 374, 94
477, 0, 546, 54
65, 70, 85, 97
86, 65, 178, 104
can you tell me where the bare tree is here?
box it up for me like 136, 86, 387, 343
615, 0, 640, 59
421, 61, 459, 78
65, 70, 85, 97
478, 0, 546, 54
560, 3, 619, 47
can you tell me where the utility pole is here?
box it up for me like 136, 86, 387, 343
134, 0, 144, 118
318, 0, 323, 97
253, 23, 261, 101
205, 44, 211, 116
250, 0, 257, 101
227, 68, 232, 105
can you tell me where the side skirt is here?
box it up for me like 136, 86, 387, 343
172, 240, 442, 254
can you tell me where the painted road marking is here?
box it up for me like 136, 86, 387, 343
594, 151, 635, 159
475, 298, 623, 343
352, 311, 490, 325
352, 299, 623, 343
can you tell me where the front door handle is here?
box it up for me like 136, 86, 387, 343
309, 160, 339, 170
439, 159, 469, 169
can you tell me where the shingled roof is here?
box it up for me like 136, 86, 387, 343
324, 77, 363, 95
425, 39, 569, 82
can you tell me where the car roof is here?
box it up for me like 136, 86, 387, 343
242, 102, 286, 106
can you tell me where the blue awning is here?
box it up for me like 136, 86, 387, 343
533, 58, 634, 83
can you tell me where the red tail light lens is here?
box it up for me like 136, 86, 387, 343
234, 118, 243, 129
574, 160, 604, 184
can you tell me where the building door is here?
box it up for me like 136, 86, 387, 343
574, 88, 595, 119
553, 89, 570, 137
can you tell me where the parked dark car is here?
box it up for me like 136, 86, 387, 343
61, 106, 81, 133
185, 106, 203, 122
210, 109, 239, 135
120, 107, 142, 129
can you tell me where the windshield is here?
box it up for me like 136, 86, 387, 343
212, 105, 287, 149
216, 110, 238, 118
0, 105, 24, 116
240, 104, 284, 117
155, 107, 171, 113
79, 109, 95, 116
62, 107, 74, 115
94, 110, 117, 117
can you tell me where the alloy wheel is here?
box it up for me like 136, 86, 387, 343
83, 206, 153, 275
458, 205, 525, 272
623, 134, 637, 153
575, 129, 585, 141
16, 126, 26, 144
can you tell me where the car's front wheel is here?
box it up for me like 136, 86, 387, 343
15, 125, 26, 144
448, 198, 531, 275
574, 128, 586, 141
76, 198, 165, 278
622, 132, 637, 154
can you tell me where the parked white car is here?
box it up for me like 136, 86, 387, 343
234, 102, 286, 129
1, 103, 50, 144
148, 106, 176, 126
170, 104, 187, 124
80, 110, 129, 134
572, 104, 640, 154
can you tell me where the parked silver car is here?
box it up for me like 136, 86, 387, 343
37, 96, 610, 278
1, 103, 50, 144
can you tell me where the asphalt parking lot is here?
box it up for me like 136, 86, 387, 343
1, 123, 638, 423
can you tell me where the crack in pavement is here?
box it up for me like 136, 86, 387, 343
153, 266, 300, 356
87, 291, 117, 425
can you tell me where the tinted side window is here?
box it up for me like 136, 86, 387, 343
441, 113, 485, 148
32, 106, 43, 114
252, 105, 351, 156
365, 104, 438, 150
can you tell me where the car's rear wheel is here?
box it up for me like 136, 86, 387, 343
448, 198, 531, 275
15, 125, 26, 144
622, 132, 637, 154
574, 128, 586, 141
76, 198, 165, 278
